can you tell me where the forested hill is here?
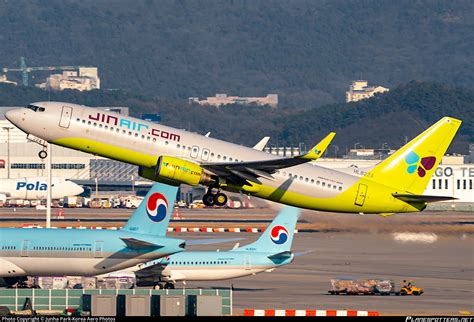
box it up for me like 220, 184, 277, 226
0, 1, 473, 108
0, 81, 472, 154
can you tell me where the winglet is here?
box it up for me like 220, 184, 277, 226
253, 136, 271, 151
300, 132, 336, 160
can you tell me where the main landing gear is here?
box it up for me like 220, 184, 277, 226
154, 282, 175, 289
202, 188, 228, 207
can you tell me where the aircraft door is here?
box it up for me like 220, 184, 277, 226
59, 106, 73, 128
354, 184, 368, 206
94, 241, 104, 258
21, 240, 30, 257
201, 148, 210, 161
190, 146, 199, 159
244, 255, 251, 270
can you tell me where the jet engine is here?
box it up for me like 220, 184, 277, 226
0, 276, 28, 287
139, 156, 214, 186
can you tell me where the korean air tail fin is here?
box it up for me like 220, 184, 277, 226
368, 117, 461, 194
122, 182, 178, 236
232, 206, 300, 253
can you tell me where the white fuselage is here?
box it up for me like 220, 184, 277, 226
0, 177, 83, 200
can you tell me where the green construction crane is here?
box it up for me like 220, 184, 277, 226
2, 56, 89, 86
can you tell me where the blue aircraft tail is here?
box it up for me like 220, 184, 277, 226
122, 182, 178, 236
232, 206, 300, 253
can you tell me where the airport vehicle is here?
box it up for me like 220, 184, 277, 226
110, 206, 300, 289
5, 102, 461, 215
0, 182, 186, 287
188, 200, 205, 209
0, 177, 83, 201
328, 279, 423, 296
123, 196, 143, 209
399, 280, 423, 296
329, 279, 396, 295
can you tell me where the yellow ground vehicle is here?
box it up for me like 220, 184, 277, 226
399, 280, 423, 296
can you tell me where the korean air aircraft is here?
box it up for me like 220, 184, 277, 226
110, 206, 300, 289
0, 177, 83, 201
0, 182, 186, 287
5, 102, 462, 215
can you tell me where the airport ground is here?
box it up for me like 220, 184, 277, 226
0, 207, 472, 316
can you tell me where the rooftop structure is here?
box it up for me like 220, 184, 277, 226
346, 80, 389, 102
0, 75, 17, 86
343, 148, 394, 160
36, 67, 100, 92
189, 93, 278, 108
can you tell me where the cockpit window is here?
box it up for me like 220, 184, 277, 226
26, 105, 45, 112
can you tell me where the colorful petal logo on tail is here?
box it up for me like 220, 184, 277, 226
146, 192, 168, 222
270, 225, 289, 245
405, 151, 436, 177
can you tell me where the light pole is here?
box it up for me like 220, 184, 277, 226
2, 126, 14, 179
46, 143, 52, 228
333, 145, 339, 158
354, 142, 361, 150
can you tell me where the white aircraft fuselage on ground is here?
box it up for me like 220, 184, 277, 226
0, 177, 83, 200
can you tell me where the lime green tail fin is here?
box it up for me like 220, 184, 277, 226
369, 117, 462, 194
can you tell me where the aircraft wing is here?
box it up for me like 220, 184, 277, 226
392, 193, 457, 203
201, 132, 336, 185
120, 237, 163, 250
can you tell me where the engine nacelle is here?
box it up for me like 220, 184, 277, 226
139, 156, 214, 186
0, 276, 27, 287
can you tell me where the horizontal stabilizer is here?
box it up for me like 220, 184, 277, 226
294, 250, 315, 257
392, 193, 457, 203
186, 237, 244, 246
120, 237, 163, 250
268, 251, 293, 260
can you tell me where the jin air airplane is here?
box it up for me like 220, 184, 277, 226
0, 182, 187, 287
5, 102, 461, 215
105, 206, 301, 289
0, 176, 83, 201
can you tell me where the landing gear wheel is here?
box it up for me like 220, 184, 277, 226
38, 150, 47, 159
164, 282, 175, 289
202, 193, 215, 207
153, 283, 163, 290
214, 193, 228, 207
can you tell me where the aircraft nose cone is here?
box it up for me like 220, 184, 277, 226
4, 109, 22, 125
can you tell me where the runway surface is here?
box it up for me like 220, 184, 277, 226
0, 207, 473, 315
178, 231, 474, 316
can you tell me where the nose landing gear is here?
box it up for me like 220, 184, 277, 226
202, 189, 228, 207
